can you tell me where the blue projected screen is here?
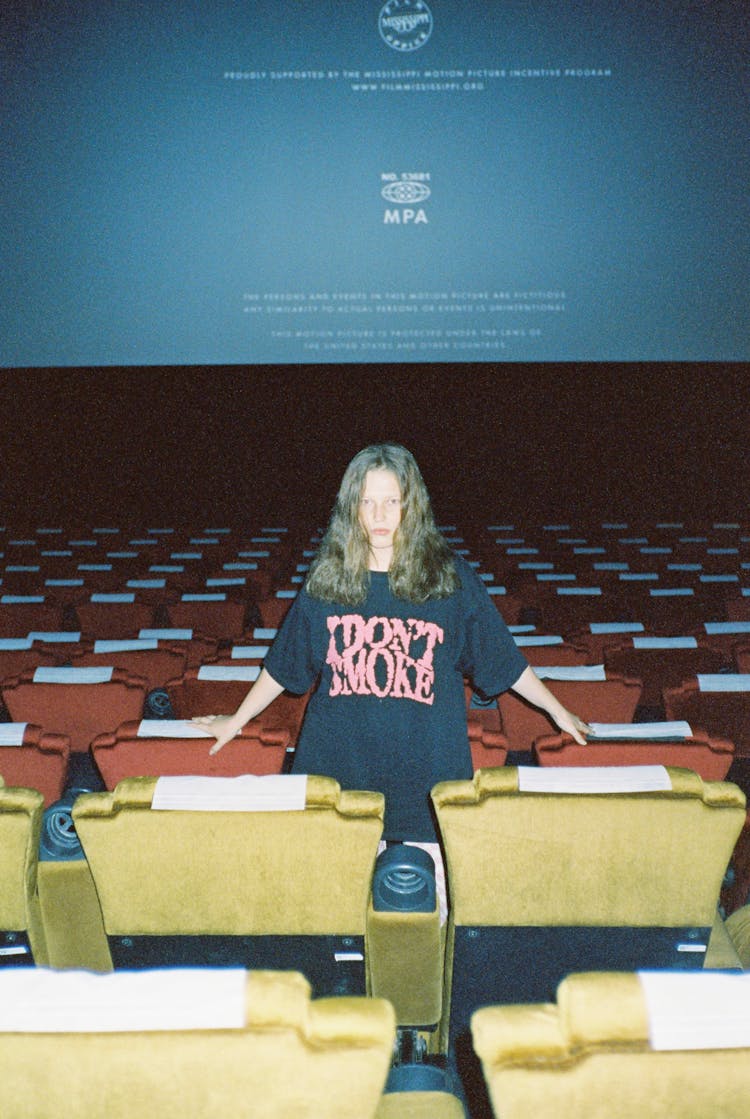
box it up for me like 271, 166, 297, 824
3, 1, 748, 367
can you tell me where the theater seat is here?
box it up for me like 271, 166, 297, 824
533, 724, 735, 782
471, 970, 750, 1118
91, 718, 290, 788
0, 778, 48, 966
72, 774, 384, 991
166, 665, 311, 747
1, 667, 149, 753
165, 594, 250, 641
0, 967, 465, 1118
74, 595, 156, 639
0, 723, 70, 806
663, 674, 750, 756
497, 667, 642, 753
603, 638, 727, 709
73, 639, 187, 694
431, 766, 745, 1110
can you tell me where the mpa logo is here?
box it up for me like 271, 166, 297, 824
381, 173, 430, 225
381, 180, 431, 204
378, 0, 433, 52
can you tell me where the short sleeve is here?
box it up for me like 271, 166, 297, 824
263, 590, 322, 695
455, 559, 528, 698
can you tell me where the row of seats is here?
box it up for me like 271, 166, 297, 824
2, 765, 749, 1114
2, 966, 750, 1117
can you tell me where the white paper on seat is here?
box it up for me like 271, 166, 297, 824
152, 774, 308, 812
0, 968, 247, 1032
650, 587, 694, 597
633, 636, 698, 649
0, 638, 32, 650
137, 720, 213, 738
181, 593, 226, 602
91, 593, 135, 603
518, 765, 672, 794
197, 665, 261, 681
206, 577, 246, 587
28, 631, 81, 643
698, 674, 750, 692
704, 621, 750, 635
639, 971, 750, 1050
514, 635, 564, 646
140, 628, 193, 640
589, 622, 644, 634
1, 595, 44, 604
0, 723, 28, 746
587, 721, 693, 740
276, 590, 297, 599
126, 579, 166, 589
33, 667, 114, 684
556, 587, 602, 596
230, 646, 269, 658
534, 665, 606, 681
94, 639, 158, 653
253, 628, 277, 639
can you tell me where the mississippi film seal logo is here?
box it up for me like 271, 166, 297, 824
379, 0, 433, 52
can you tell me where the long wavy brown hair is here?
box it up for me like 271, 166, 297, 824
305, 443, 459, 605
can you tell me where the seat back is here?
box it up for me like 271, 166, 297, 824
2, 667, 148, 752
167, 666, 311, 746
472, 971, 750, 1119
497, 669, 642, 752
0, 777, 47, 965
0, 968, 397, 1119
664, 675, 750, 755
603, 639, 727, 708
533, 725, 735, 782
0, 723, 70, 806
91, 719, 289, 787
431, 766, 746, 1076
73, 774, 383, 994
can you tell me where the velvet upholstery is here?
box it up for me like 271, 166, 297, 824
0, 969, 399, 1119
2, 669, 149, 752
73, 775, 384, 936
166, 667, 311, 744
0, 725, 70, 806
497, 673, 643, 752
91, 719, 290, 787
471, 971, 750, 1118
366, 900, 443, 1030
0, 778, 48, 964
533, 729, 734, 781
74, 644, 187, 692
431, 766, 746, 1057
664, 678, 750, 756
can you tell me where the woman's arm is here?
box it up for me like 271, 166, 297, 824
510, 665, 592, 745
192, 667, 286, 755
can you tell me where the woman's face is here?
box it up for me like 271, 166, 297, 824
358, 468, 402, 568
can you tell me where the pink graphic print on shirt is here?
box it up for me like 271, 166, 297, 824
326, 615, 445, 705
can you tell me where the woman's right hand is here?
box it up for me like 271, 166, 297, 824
191, 714, 242, 756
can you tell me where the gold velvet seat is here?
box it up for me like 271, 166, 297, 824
431, 766, 746, 1110
72, 774, 384, 991
0, 777, 48, 966
471, 970, 750, 1118
0, 966, 466, 1119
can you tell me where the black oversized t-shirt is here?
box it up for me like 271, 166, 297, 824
264, 554, 528, 841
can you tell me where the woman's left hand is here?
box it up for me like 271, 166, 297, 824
553, 709, 592, 746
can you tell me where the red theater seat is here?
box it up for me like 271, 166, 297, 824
0, 641, 61, 686
91, 719, 290, 787
165, 594, 249, 641
2, 667, 148, 753
74, 596, 156, 640
0, 599, 63, 639
73, 640, 187, 694
603, 638, 727, 709
497, 668, 643, 753
533, 726, 735, 782
663, 675, 750, 757
166, 666, 311, 748
0, 723, 70, 806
